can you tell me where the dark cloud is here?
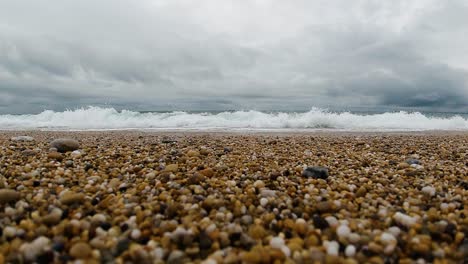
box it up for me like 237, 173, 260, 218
0, 0, 467, 114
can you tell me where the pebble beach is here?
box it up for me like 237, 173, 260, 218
0, 131, 467, 263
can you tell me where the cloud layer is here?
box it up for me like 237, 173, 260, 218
0, 0, 467, 113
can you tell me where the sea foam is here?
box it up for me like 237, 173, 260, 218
0, 106, 467, 131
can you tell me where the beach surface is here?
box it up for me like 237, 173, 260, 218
0, 131, 467, 263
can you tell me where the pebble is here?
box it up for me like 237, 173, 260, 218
302, 166, 329, 179
60, 192, 85, 205
345, 245, 356, 257
421, 186, 436, 196
50, 138, 80, 153
337, 224, 351, 238
0, 189, 21, 204
19, 236, 50, 261
393, 212, 418, 227
69, 242, 92, 259
47, 151, 64, 161
165, 164, 178, 172
0, 132, 465, 263
11, 136, 34, 141
324, 240, 339, 256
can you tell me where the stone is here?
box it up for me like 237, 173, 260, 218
316, 201, 333, 213
69, 242, 92, 259
22, 149, 37, 156
187, 173, 205, 185
50, 138, 80, 153
11, 136, 34, 142
165, 164, 179, 172
187, 150, 200, 157
199, 168, 215, 177
302, 166, 329, 179
167, 250, 186, 264
406, 158, 420, 165
0, 189, 21, 204
60, 192, 85, 205
47, 152, 64, 161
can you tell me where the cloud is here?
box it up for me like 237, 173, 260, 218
0, 0, 467, 113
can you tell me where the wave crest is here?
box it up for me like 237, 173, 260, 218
0, 107, 467, 131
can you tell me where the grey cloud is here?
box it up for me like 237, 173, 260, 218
0, 0, 467, 114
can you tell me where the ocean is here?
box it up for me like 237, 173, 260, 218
0, 106, 467, 131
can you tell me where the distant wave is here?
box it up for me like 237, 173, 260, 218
0, 106, 467, 131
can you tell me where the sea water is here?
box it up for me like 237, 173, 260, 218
0, 106, 467, 131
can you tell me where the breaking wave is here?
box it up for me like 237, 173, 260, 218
0, 107, 467, 131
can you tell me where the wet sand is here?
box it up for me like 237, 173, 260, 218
0, 131, 467, 263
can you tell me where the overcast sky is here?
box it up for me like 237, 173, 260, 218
1, 0, 467, 113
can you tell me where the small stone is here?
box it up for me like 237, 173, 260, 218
260, 197, 268, 207
397, 162, 410, 169
19, 236, 50, 261
355, 186, 367, 197
21, 149, 37, 156
131, 229, 141, 240
41, 209, 62, 225
422, 186, 436, 197
345, 245, 356, 257
167, 250, 186, 264
60, 192, 85, 205
69, 242, 92, 259
47, 152, 64, 161
4, 226, 17, 237
406, 158, 420, 165
302, 166, 329, 179
313, 215, 330, 229
324, 241, 339, 256
253, 180, 265, 189
336, 225, 351, 239
187, 173, 205, 185
11, 136, 34, 142
0, 189, 21, 204
199, 168, 215, 177
50, 138, 80, 153
165, 164, 178, 172
187, 150, 200, 157
316, 201, 333, 213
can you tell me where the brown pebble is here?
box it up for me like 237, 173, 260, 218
0, 189, 21, 204
199, 168, 214, 177
165, 164, 178, 172
47, 152, 64, 161
69, 242, 92, 259
60, 192, 85, 205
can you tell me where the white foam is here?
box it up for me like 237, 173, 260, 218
0, 106, 467, 131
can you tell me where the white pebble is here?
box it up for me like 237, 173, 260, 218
325, 216, 338, 227
348, 233, 361, 243
270, 236, 285, 249
19, 236, 50, 261
388, 226, 401, 237
131, 229, 141, 240
4, 226, 16, 237
336, 225, 351, 238
260, 197, 268, 207
393, 212, 417, 227
345, 245, 356, 257
325, 241, 339, 256
201, 259, 217, 264
380, 232, 397, 245
280, 245, 291, 257
440, 203, 449, 211
422, 186, 436, 196
92, 213, 107, 223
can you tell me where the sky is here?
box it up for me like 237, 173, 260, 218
0, 0, 467, 114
